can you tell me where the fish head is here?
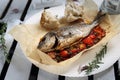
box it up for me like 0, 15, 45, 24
37, 32, 56, 52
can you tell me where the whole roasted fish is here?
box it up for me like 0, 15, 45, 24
37, 20, 100, 52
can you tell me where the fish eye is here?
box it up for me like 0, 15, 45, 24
69, 32, 72, 35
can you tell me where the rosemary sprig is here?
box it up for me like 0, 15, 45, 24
0, 22, 9, 62
81, 44, 107, 74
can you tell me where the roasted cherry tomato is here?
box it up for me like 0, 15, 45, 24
60, 50, 69, 58
79, 43, 86, 50
93, 26, 103, 34
83, 37, 94, 45
71, 48, 79, 53
89, 34, 96, 39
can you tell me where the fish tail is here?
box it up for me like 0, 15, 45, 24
93, 10, 106, 23
90, 11, 106, 27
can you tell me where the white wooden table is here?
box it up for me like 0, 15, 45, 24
0, 0, 120, 80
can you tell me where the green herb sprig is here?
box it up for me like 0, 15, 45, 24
81, 44, 107, 74
0, 22, 9, 62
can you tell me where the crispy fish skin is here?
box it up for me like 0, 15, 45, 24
37, 21, 99, 52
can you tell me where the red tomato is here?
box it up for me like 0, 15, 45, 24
60, 50, 69, 58
71, 48, 79, 53
79, 43, 86, 50
89, 34, 96, 39
93, 26, 103, 34
83, 37, 94, 45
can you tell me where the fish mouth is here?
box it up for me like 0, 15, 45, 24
37, 37, 46, 49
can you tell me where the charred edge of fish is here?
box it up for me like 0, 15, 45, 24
52, 35, 58, 48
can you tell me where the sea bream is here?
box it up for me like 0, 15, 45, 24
37, 19, 101, 52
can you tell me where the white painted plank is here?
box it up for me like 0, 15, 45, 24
3, 0, 28, 20
0, 19, 20, 73
4, 44, 31, 80
66, 76, 88, 80
0, 0, 9, 17
95, 66, 115, 80
38, 69, 58, 80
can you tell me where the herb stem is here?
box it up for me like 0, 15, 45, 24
81, 44, 108, 74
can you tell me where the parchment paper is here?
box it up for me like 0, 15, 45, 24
9, 0, 120, 75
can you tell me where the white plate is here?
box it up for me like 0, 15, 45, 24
24, 2, 120, 77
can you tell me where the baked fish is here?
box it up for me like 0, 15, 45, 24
37, 20, 101, 52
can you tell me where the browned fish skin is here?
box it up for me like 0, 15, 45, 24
38, 21, 98, 52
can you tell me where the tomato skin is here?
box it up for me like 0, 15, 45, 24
60, 50, 69, 57
83, 37, 94, 45
93, 26, 104, 34
71, 48, 79, 53
79, 43, 86, 50
89, 34, 96, 39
